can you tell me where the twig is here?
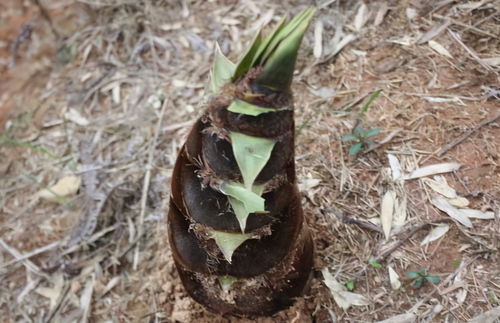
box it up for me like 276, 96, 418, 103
133, 97, 168, 270
0, 241, 60, 269
433, 14, 497, 38
322, 208, 383, 233
448, 30, 494, 72
435, 111, 500, 157
375, 218, 452, 262
0, 239, 50, 279
350, 218, 453, 279
362, 129, 402, 155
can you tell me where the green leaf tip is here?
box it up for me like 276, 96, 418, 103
222, 182, 266, 232
218, 275, 238, 292
209, 230, 252, 263
231, 8, 316, 91
255, 7, 316, 91
208, 42, 236, 93
227, 99, 278, 116
229, 132, 276, 189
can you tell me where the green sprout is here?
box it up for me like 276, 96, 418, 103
406, 267, 441, 288
369, 256, 383, 268
345, 280, 355, 291
341, 126, 380, 155
341, 89, 382, 156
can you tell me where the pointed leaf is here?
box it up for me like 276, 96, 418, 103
322, 269, 370, 310
259, 8, 314, 65
388, 266, 401, 290
341, 134, 358, 142
425, 275, 441, 284
227, 99, 277, 116
381, 190, 395, 240
365, 128, 381, 138
406, 271, 419, 279
349, 142, 362, 155
209, 230, 252, 263
230, 132, 276, 189
255, 8, 316, 91
251, 14, 289, 66
232, 30, 263, 81
225, 183, 265, 233
209, 42, 236, 93
421, 224, 449, 246
218, 275, 238, 292
221, 182, 266, 213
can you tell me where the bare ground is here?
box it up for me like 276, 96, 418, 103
0, 0, 499, 322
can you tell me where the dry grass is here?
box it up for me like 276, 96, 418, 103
0, 0, 499, 322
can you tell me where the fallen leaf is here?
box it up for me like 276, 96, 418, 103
322, 269, 369, 310
373, 2, 389, 26
468, 306, 500, 323
421, 224, 449, 246
313, 20, 323, 58
422, 177, 457, 198
354, 3, 369, 32
376, 313, 417, 323
35, 273, 64, 310
448, 196, 470, 208
460, 208, 495, 220
80, 275, 95, 323
431, 197, 472, 227
393, 195, 407, 228
404, 163, 461, 180
388, 266, 401, 290
65, 108, 89, 126
456, 288, 467, 305
381, 190, 395, 240
482, 57, 500, 67
428, 40, 453, 58
387, 154, 402, 181
38, 175, 81, 201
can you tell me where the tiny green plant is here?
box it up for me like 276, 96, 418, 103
345, 280, 355, 291
341, 126, 380, 155
341, 89, 382, 156
406, 267, 441, 288
368, 256, 383, 268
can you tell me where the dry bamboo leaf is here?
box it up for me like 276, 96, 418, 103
80, 275, 95, 323
431, 197, 472, 227
313, 20, 323, 58
417, 20, 451, 44
422, 177, 457, 198
456, 1, 488, 10
393, 196, 407, 228
376, 313, 417, 323
482, 57, 500, 67
354, 3, 369, 32
448, 197, 470, 208
428, 40, 453, 58
468, 306, 500, 323
421, 224, 449, 246
404, 163, 461, 180
387, 154, 402, 181
374, 2, 388, 26
35, 273, 64, 310
38, 175, 81, 201
456, 288, 467, 305
406, 8, 417, 20
460, 209, 495, 220
64, 108, 90, 126
381, 190, 395, 240
112, 83, 121, 104
322, 269, 370, 310
388, 266, 401, 290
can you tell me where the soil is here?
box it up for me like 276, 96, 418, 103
0, 1, 499, 322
